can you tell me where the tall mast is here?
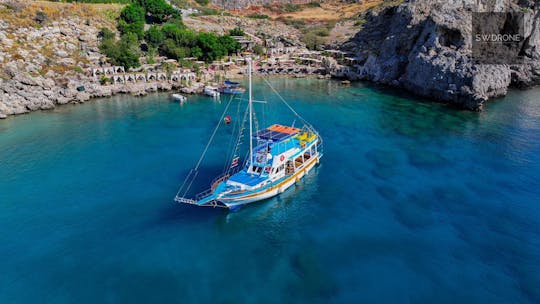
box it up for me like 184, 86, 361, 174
248, 58, 253, 167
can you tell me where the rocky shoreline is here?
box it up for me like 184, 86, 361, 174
2, 0, 540, 118
342, 0, 540, 110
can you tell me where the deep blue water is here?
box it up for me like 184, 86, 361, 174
1, 78, 539, 303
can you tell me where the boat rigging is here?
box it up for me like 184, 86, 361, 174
174, 58, 323, 210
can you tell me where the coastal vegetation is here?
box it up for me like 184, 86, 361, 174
229, 27, 244, 36
97, 0, 241, 68
247, 13, 270, 19
51, 0, 132, 3
193, 0, 209, 6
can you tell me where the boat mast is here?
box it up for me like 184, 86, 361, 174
248, 58, 253, 168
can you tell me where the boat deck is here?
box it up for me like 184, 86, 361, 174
228, 170, 266, 186
190, 125, 319, 207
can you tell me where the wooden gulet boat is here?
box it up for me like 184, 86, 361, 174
174, 59, 323, 210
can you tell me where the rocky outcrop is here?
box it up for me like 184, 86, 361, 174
0, 1, 113, 118
343, 0, 540, 110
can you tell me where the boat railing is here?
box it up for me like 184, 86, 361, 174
194, 167, 241, 201
195, 188, 214, 201
300, 125, 323, 159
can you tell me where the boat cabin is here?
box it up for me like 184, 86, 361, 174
226, 124, 318, 190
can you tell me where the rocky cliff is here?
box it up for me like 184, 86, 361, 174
343, 0, 540, 110
0, 1, 124, 118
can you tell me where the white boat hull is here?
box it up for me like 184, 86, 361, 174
219, 154, 319, 208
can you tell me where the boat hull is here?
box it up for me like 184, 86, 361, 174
219, 155, 319, 208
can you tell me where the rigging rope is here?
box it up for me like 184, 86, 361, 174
175, 94, 235, 199
262, 77, 323, 149
262, 77, 313, 130
194, 94, 234, 170
222, 96, 246, 174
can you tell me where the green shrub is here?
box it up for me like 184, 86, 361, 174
279, 17, 305, 29
196, 32, 223, 62
247, 14, 269, 19
73, 66, 84, 74
161, 24, 196, 46
99, 32, 141, 68
191, 7, 232, 17
301, 32, 324, 50
190, 46, 202, 59
305, 2, 321, 8
34, 11, 49, 26
169, 0, 190, 9
252, 44, 265, 56
63, 0, 132, 3
310, 27, 329, 37
229, 27, 244, 36
194, 0, 209, 6
118, 4, 145, 38
160, 39, 191, 60
282, 4, 301, 13
144, 25, 164, 48
136, 0, 180, 23
99, 75, 110, 85
98, 27, 116, 40
218, 35, 241, 54
353, 18, 366, 27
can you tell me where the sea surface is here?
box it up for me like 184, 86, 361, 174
1, 78, 539, 303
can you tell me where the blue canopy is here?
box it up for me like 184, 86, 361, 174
256, 129, 295, 142
224, 80, 240, 86
228, 171, 266, 186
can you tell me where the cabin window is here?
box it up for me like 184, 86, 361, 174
251, 166, 263, 173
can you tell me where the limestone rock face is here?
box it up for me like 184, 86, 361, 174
343, 0, 540, 110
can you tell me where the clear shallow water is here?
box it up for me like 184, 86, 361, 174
1, 78, 539, 303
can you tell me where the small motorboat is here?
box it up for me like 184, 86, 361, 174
218, 80, 246, 95
204, 86, 220, 98
171, 93, 187, 103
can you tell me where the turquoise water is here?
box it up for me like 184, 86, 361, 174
1, 78, 539, 303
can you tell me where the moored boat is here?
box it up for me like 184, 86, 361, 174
174, 59, 323, 210
171, 93, 187, 103
218, 80, 246, 95
204, 86, 220, 98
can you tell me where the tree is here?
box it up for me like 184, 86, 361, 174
118, 4, 145, 39
99, 32, 141, 69
160, 38, 191, 60
161, 24, 196, 46
218, 35, 240, 55
196, 32, 224, 63
145, 25, 164, 48
120, 4, 145, 24
137, 0, 179, 23
116, 32, 141, 68
190, 46, 202, 58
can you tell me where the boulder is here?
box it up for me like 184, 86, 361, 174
54, 50, 69, 58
